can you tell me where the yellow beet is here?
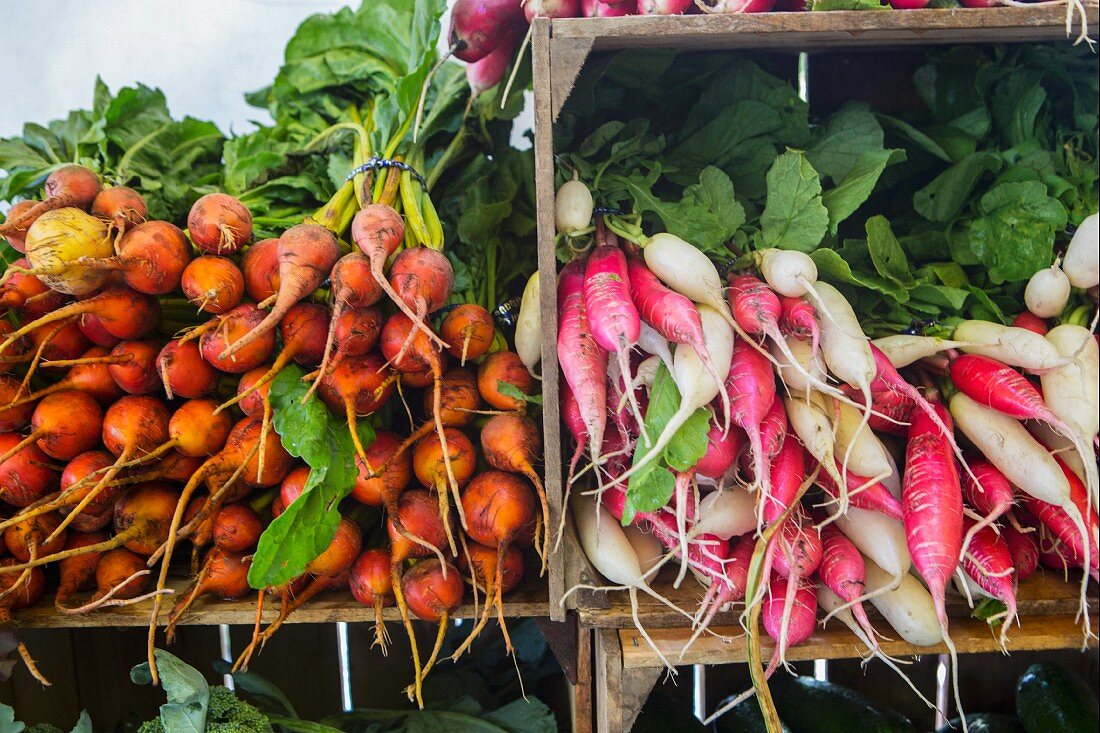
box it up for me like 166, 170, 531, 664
24, 208, 112, 296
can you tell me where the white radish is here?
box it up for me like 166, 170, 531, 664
603, 305, 734, 489
757, 248, 818, 298
637, 321, 674, 373
770, 334, 826, 395
1042, 325, 1100, 440
834, 400, 894, 481
864, 559, 943, 647
1024, 262, 1071, 318
623, 524, 664, 576
949, 392, 1091, 629
953, 320, 1069, 372
872, 335, 968, 369
813, 281, 877, 492
1027, 420, 1087, 484
555, 177, 593, 236
881, 449, 902, 501
1063, 212, 1099, 289
642, 233, 733, 324
693, 487, 757, 540
632, 355, 663, 392
785, 392, 846, 508
514, 272, 541, 374
567, 493, 687, 669
835, 506, 911, 579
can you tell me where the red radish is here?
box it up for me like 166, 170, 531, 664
1002, 523, 1039, 582
218, 303, 329, 414
54, 530, 108, 611
638, 0, 693, 12
157, 339, 218, 400
0, 286, 160, 356
761, 576, 817, 675
863, 385, 915, 436
480, 413, 549, 566
889, 0, 930, 7
558, 260, 607, 476
305, 252, 382, 399
349, 547, 394, 652
412, 427, 477, 554
584, 241, 646, 432
350, 431, 410, 506
108, 340, 161, 395
760, 432, 805, 525
696, 0, 776, 11
1011, 311, 1048, 335
387, 246, 454, 351
466, 35, 518, 94
779, 295, 819, 354
0, 260, 48, 310
477, 350, 534, 411
2, 201, 39, 252
817, 459, 905, 521
75, 221, 190, 295
582, 0, 633, 15
11, 346, 124, 407
218, 224, 340, 361
0, 558, 48, 683
199, 303, 277, 373
959, 516, 1018, 645
187, 193, 252, 254
181, 256, 244, 314
961, 455, 1018, 542
724, 338, 776, 514
0, 376, 35, 431
78, 313, 121, 348
1018, 457, 1099, 580
0, 165, 102, 236
91, 186, 147, 232
318, 352, 396, 463
399, 558, 465, 704
448, 0, 527, 63
902, 401, 965, 719
817, 522, 878, 646
0, 390, 103, 466
166, 549, 251, 640
440, 304, 495, 364
950, 354, 1095, 501
627, 255, 728, 424
0, 433, 57, 508
695, 419, 742, 480
212, 504, 262, 553
241, 238, 280, 302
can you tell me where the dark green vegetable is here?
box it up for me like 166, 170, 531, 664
711, 694, 791, 733
1016, 663, 1099, 733
634, 691, 709, 733
935, 713, 1023, 733
769, 675, 915, 733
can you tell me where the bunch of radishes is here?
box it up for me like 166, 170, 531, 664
0, 163, 546, 697
551, 178, 1099, 726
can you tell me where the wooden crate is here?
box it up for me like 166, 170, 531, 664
530, 2, 1100, 624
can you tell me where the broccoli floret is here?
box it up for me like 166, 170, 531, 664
24, 725, 64, 733
137, 719, 165, 733
205, 686, 272, 733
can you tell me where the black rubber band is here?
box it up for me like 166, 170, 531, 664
592, 206, 625, 217
346, 157, 427, 188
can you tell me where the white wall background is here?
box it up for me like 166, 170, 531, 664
0, 0, 458, 137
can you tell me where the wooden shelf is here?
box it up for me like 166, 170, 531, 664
15, 575, 550, 629
619, 611, 1097, 669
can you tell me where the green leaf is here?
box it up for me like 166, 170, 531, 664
624, 166, 744, 257
760, 151, 829, 252
808, 104, 885, 181
68, 712, 93, 733
663, 408, 711, 472
131, 650, 210, 733
965, 181, 1067, 283
821, 149, 900, 234
483, 699, 558, 733
910, 283, 969, 311
498, 381, 542, 406
913, 151, 1002, 222
811, 249, 909, 303
248, 365, 373, 589
864, 216, 913, 286
0, 704, 24, 733
972, 597, 1008, 625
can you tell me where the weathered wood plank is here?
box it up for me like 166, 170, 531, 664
577, 571, 1092, 628
618, 612, 1099, 669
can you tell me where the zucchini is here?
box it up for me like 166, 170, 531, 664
711, 696, 789, 733
1016, 663, 1098, 733
935, 713, 1022, 733
634, 691, 708, 733
770, 675, 915, 733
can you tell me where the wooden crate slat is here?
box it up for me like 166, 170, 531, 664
618, 612, 1099, 669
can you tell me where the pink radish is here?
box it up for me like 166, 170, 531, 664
902, 401, 965, 723
959, 516, 1018, 647
557, 259, 607, 477
638, 0, 693, 12
584, 241, 645, 434
761, 576, 817, 675
627, 255, 729, 425
961, 455, 1018, 542
448, 0, 527, 63
778, 295, 819, 354
723, 337, 776, 515
817, 522, 878, 646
